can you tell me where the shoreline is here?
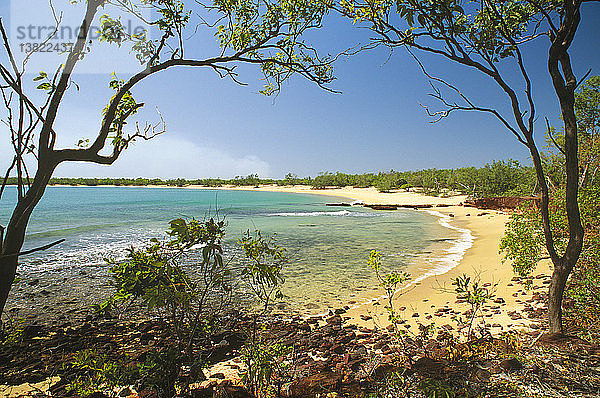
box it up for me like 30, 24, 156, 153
10, 184, 550, 333
187, 185, 551, 333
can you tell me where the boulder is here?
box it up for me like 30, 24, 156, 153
288, 372, 342, 397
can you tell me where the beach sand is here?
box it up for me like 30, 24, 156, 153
190, 185, 552, 333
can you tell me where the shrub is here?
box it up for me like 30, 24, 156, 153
98, 217, 231, 351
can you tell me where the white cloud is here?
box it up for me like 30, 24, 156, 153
52, 135, 271, 179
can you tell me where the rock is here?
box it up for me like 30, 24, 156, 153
365, 204, 398, 210
288, 372, 342, 397
138, 390, 158, 398
499, 358, 523, 372
88, 393, 110, 398
191, 386, 214, 398
214, 385, 251, 398
412, 357, 447, 378
326, 315, 343, 325
22, 324, 44, 338
471, 368, 491, 383
466, 196, 540, 210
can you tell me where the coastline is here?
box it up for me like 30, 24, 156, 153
16, 184, 551, 333
187, 184, 551, 332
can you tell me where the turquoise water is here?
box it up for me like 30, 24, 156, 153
1, 186, 458, 313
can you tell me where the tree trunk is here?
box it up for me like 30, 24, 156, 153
0, 256, 18, 318
548, 260, 575, 334
541, 1, 585, 336
0, 163, 56, 315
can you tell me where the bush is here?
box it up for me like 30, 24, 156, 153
98, 217, 231, 351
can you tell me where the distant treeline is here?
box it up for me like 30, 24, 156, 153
4, 159, 536, 198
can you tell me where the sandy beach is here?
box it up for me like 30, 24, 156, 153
189, 185, 552, 333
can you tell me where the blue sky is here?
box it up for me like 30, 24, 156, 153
1, 1, 599, 179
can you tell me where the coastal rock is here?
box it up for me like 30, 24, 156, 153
288, 372, 342, 397
326, 315, 343, 325
365, 204, 398, 210
412, 357, 447, 378
498, 358, 523, 372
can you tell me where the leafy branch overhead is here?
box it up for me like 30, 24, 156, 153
0, 0, 339, 314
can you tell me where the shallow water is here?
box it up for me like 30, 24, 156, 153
1, 186, 465, 313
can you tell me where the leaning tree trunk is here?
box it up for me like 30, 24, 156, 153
0, 164, 56, 315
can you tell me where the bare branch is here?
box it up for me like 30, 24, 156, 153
408, 49, 528, 146
546, 117, 566, 155
0, 239, 66, 259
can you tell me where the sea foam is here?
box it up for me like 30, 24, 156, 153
270, 210, 353, 216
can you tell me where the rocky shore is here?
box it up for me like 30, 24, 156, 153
2, 286, 600, 398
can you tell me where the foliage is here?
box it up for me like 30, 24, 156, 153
375, 173, 396, 192
65, 350, 135, 397
417, 378, 457, 398
306, 161, 534, 197
542, 76, 600, 188
240, 338, 292, 398
501, 185, 600, 340
0, 316, 26, 348
499, 202, 545, 277
98, 217, 230, 348
239, 230, 288, 311
137, 348, 183, 398
238, 230, 289, 396
367, 250, 411, 330
65, 348, 184, 397
451, 274, 495, 340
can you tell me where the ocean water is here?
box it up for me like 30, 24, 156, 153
0, 186, 470, 313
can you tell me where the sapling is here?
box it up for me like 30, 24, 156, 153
238, 230, 290, 398
451, 274, 496, 341
367, 250, 411, 334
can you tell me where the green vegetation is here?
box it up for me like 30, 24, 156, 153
367, 250, 411, 329
65, 350, 135, 397
307, 160, 534, 197
238, 230, 291, 397
15, 158, 536, 198
501, 75, 600, 341
61, 217, 290, 397
98, 217, 230, 353
451, 275, 496, 341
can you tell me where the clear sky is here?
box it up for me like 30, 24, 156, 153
1, 1, 599, 179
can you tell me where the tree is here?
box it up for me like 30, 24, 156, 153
0, 0, 336, 315
336, 0, 595, 334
